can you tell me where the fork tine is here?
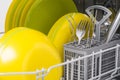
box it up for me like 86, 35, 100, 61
80, 20, 84, 29
82, 20, 86, 30
77, 20, 82, 30
76, 19, 88, 45
82, 20, 87, 31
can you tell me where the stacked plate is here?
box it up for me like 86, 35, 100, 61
5, 0, 78, 34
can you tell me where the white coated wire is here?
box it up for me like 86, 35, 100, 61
0, 44, 119, 80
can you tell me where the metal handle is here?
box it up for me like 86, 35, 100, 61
106, 9, 120, 43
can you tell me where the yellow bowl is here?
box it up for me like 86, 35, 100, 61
0, 27, 62, 80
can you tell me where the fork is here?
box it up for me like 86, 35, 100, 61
76, 20, 88, 45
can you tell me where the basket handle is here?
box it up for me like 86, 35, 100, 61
85, 5, 112, 24
85, 5, 112, 41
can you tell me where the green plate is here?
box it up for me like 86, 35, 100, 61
24, 0, 78, 34
19, 0, 35, 26
5, 0, 21, 32
12, 0, 28, 28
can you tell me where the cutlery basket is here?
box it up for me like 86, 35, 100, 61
64, 34, 120, 80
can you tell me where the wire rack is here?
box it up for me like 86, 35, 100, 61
64, 34, 120, 80
0, 34, 120, 80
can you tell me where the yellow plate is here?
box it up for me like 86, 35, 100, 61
0, 27, 62, 80
48, 12, 93, 60
24, 0, 78, 34
12, 0, 28, 28
19, 0, 35, 26
109, 8, 116, 22
5, 0, 21, 32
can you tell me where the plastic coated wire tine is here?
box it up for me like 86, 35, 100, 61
78, 57, 81, 80
71, 58, 74, 80
66, 16, 75, 41
70, 15, 78, 41
66, 16, 74, 34
69, 15, 76, 40
66, 60, 69, 80
87, 21, 90, 46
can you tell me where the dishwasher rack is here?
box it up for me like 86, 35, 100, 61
64, 34, 120, 80
0, 35, 120, 80
64, 44, 120, 80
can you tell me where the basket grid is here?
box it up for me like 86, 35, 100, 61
64, 34, 120, 80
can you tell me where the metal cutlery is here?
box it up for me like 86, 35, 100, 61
106, 9, 120, 43
76, 20, 88, 45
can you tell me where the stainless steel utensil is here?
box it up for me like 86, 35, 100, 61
76, 20, 87, 45
106, 9, 120, 43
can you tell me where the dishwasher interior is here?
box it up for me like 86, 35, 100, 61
0, 0, 120, 80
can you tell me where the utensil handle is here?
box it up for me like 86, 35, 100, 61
106, 9, 120, 43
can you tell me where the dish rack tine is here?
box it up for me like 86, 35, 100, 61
71, 58, 74, 80
109, 44, 120, 79
91, 52, 95, 79
67, 60, 70, 80
78, 56, 81, 80
0, 42, 120, 80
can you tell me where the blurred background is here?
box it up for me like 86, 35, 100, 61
74, 0, 120, 13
